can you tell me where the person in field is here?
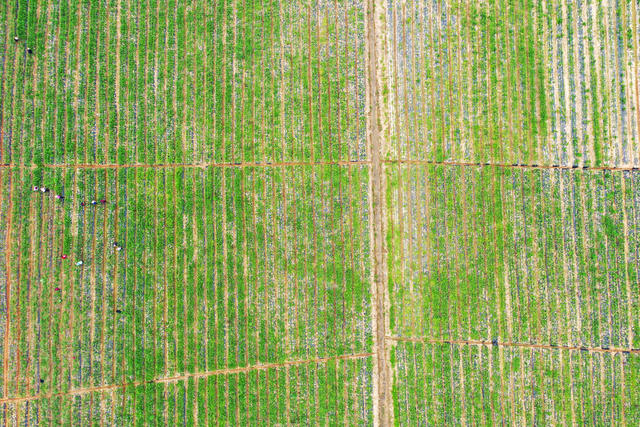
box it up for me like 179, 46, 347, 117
32, 186, 39, 192
14, 36, 19, 42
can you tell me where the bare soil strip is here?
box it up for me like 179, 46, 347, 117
385, 336, 640, 354
0, 352, 373, 405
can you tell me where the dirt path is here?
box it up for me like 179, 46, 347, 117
365, 0, 391, 425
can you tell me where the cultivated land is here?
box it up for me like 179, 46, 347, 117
0, 0, 639, 426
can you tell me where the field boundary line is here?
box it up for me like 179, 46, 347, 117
385, 336, 640, 355
0, 160, 371, 169
383, 159, 640, 172
0, 352, 374, 405
4, 160, 640, 171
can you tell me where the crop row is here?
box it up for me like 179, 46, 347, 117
391, 341, 640, 425
0, 164, 372, 401
0, 0, 367, 166
380, 0, 640, 166
2, 355, 374, 426
386, 164, 640, 349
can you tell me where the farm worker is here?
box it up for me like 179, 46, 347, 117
81, 202, 86, 206
76, 261, 83, 266
115, 246, 122, 252
61, 254, 68, 259
14, 36, 19, 42
26, 47, 33, 54
55, 194, 64, 200
32, 186, 39, 192
100, 199, 107, 204
40, 187, 48, 193
91, 200, 97, 205
54, 287, 61, 291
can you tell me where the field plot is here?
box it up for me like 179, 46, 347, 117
385, 163, 640, 422
392, 341, 640, 425
0, 164, 373, 424
386, 164, 640, 348
379, 0, 640, 166
0, 0, 366, 166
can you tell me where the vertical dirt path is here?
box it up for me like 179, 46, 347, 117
366, 0, 391, 425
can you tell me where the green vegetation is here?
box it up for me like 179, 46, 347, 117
392, 341, 639, 425
387, 164, 640, 348
0, 0, 366, 166
382, 0, 638, 166
2, 0, 639, 424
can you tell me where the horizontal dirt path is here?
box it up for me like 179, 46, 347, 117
0, 160, 371, 169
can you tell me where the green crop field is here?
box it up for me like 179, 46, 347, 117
1, 0, 639, 425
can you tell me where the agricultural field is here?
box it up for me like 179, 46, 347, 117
380, 0, 640, 425
0, 165, 374, 424
1, 0, 640, 426
385, 164, 640, 423
0, 0, 366, 165
378, 0, 640, 166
